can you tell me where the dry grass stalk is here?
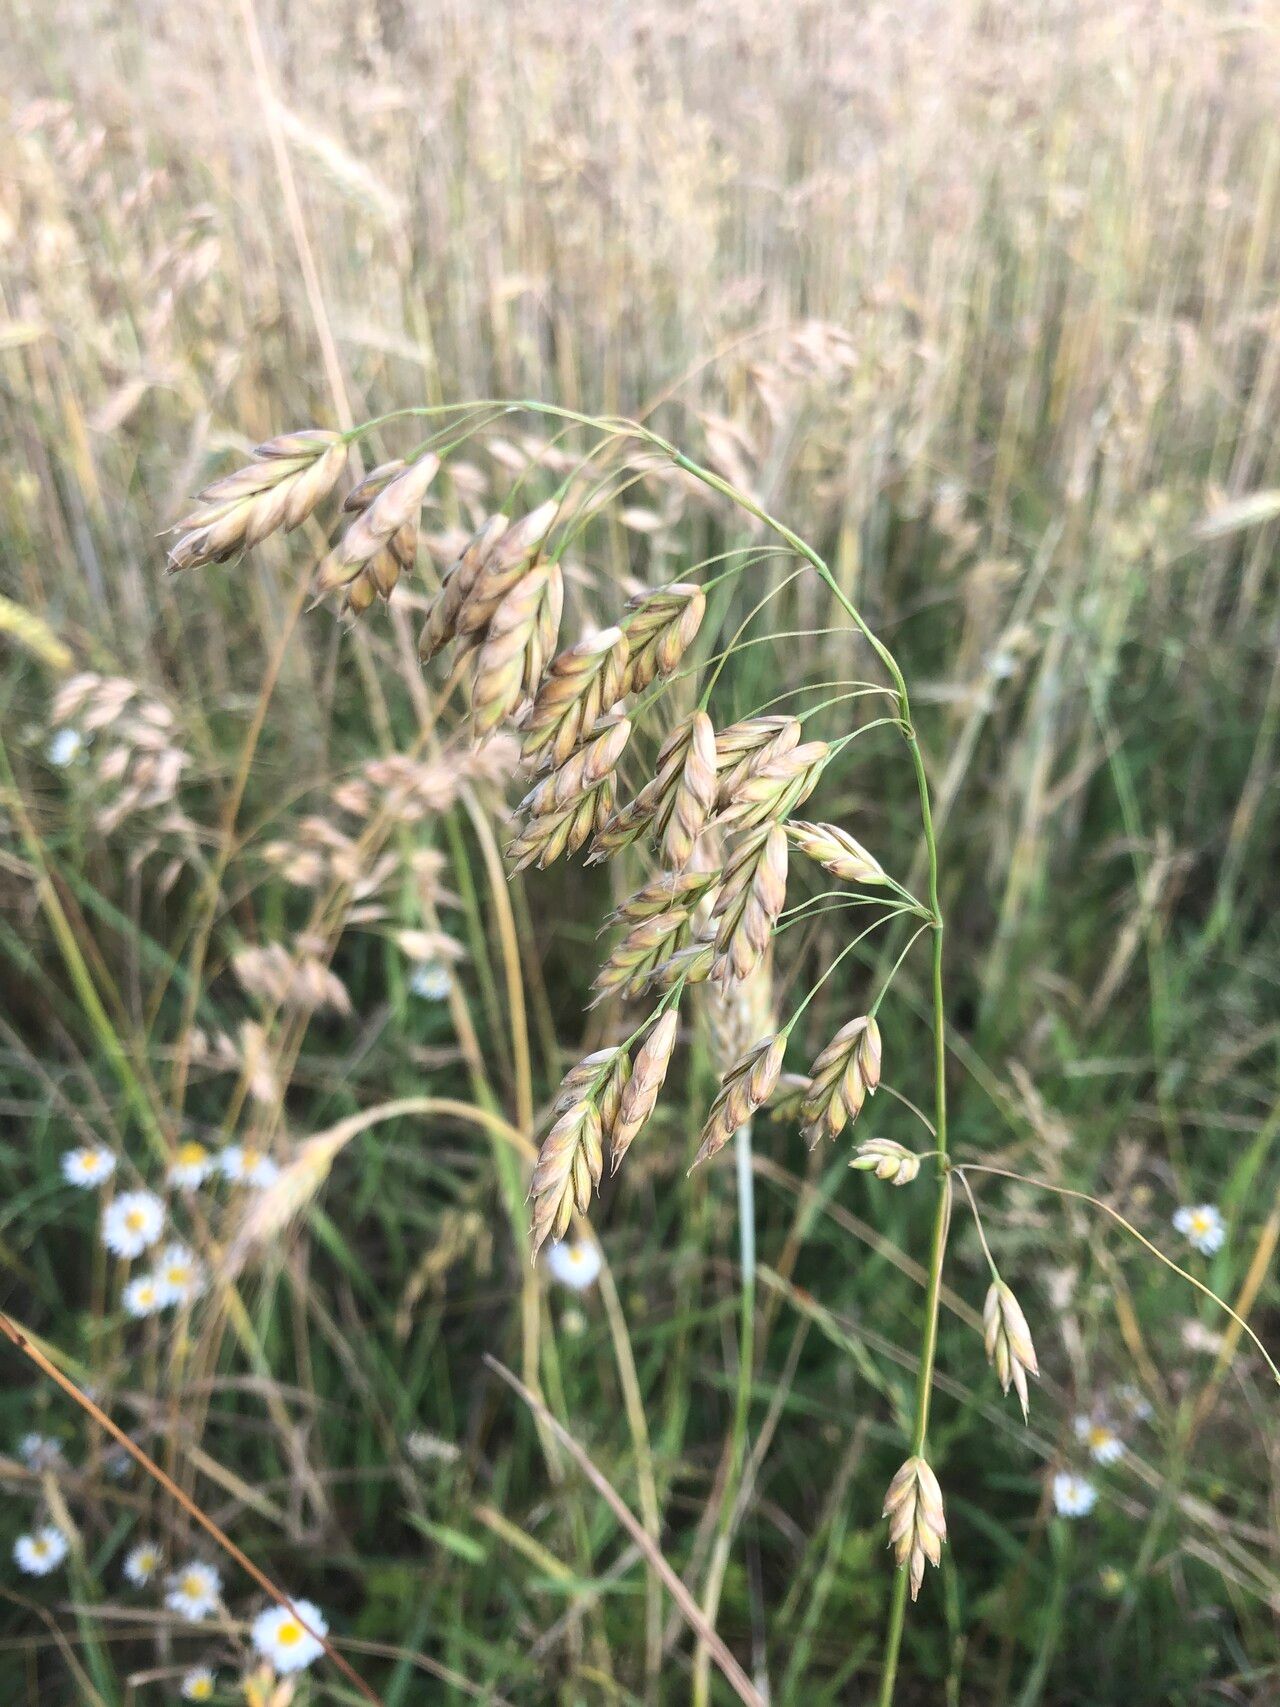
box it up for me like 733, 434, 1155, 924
883, 1455, 947, 1601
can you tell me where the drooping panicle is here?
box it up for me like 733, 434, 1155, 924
786, 820, 887, 886
619, 581, 706, 693
983, 1280, 1039, 1420
882, 1456, 947, 1601
692, 1032, 786, 1166
800, 1015, 882, 1147
167, 430, 347, 573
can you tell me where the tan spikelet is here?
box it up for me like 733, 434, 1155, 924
314, 452, 440, 597
508, 773, 615, 870
610, 1009, 678, 1170
649, 938, 716, 991
715, 739, 829, 833
472, 564, 555, 735
692, 1032, 786, 1167
593, 908, 691, 1003
850, 1137, 919, 1184
167, 430, 346, 573
419, 515, 510, 662
529, 1100, 603, 1255
801, 1015, 882, 1147
657, 711, 717, 869
337, 459, 417, 617
585, 779, 662, 864
710, 823, 788, 987
454, 499, 559, 641
607, 868, 721, 931
786, 820, 888, 886
983, 1280, 1039, 1420
620, 581, 706, 693
714, 715, 801, 807
519, 716, 632, 820
883, 1455, 946, 1600
521, 628, 630, 768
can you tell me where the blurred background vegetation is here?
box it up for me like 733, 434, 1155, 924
1, 0, 1278, 1701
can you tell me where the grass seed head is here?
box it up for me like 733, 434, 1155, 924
472, 564, 558, 734
801, 1014, 881, 1146
657, 710, 718, 869
786, 820, 887, 886
983, 1279, 1039, 1420
620, 581, 706, 693
521, 627, 630, 769
714, 715, 802, 807
714, 739, 829, 832
710, 822, 788, 987
883, 1455, 946, 1600
530, 1099, 603, 1256
693, 1031, 786, 1166
314, 451, 439, 598
850, 1136, 919, 1184
419, 514, 510, 662
167, 430, 346, 573
609, 1009, 679, 1168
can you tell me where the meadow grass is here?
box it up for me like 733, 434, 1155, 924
1, 1, 1278, 1701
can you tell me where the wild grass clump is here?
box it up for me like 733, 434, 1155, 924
1, 2, 1279, 1701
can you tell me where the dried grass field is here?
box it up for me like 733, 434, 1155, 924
1, 1, 1279, 1702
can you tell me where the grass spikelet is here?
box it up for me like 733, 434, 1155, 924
314, 451, 439, 599
529, 1099, 603, 1256
710, 823, 788, 987
520, 627, 629, 768
337, 459, 417, 617
593, 906, 692, 1003
167, 430, 345, 572
419, 515, 510, 662
654, 710, 717, 869
850, 1137, 920, 1185
472, 563, 558, 734
692, 1032, 786, 1167
609, 1009, 678, 1171
983, 1280, 1040, 1420
453, 498, 559, 643
786, 820, 887, 886
883, 1456, 947, 1601
619, 581, 706, 693
715, 738, 829, 832
714, 715, 801, 808
801, 1015, 881, 1147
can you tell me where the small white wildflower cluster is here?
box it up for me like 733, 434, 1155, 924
13, 1526, 69, 1576
545, 1238, 602, 1293
1173, 1202, 1225, 1256
1051, 1471, 1097, 1519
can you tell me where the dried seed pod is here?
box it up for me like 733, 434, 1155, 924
521, 628, 630, 769
656, 711, 717, 870
620, 581, 706, 693
529, 1100, 603, 1255
715, 740, 829, 833
710, 823, 788, 988
786, 820, 887, 886
983, 1280, 1039, 1420
472, 564, 557, 735
883, 1456, 947, 1601
167, 430, 346, 572
692, 1033, 786, 1167
610, 1010, 678, 1169
801, 1015, 882, 1147
419, 515, 510, 663
314, 452, 440, 596
507, 773, 615, 869
714, 715, 801, 807
850, 1137, 919, 1185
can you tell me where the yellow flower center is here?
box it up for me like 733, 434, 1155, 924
190, 1683, 212, 1701
32, 1539, 49, 1557
182, 1574, 204, 1596
168, 1265, 191, 1286
125, 1209, 145, 1231
1088, 1426, 1113, 1450
177, 1143, 207, 1166
1191, 1212, 1211, 1235
277, 1619, 302, 1646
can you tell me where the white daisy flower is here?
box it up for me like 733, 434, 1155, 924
14, 1527, 68, 1575
61, 1146, 117, 1189
1073, 1415, 1124, 1466
102, 1191, 165, 1259
409, 961, 453, 1001
180, 1667, 216, 1701
165, 1561, 222, 1620
545, 1238, 602, 1293
47, 728, 83, 767
216, 1145, 279, 1188
123, 1541, 162, 1585
251, 1598, 328, 1673
1052, 1471, 1097, 1518
155, 1244, 206, 1308
1173, 1203, 1225, 1256
122, 1274, 166, 1318
18, 1433, 63, 1469
168, 1141, 215, 1190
